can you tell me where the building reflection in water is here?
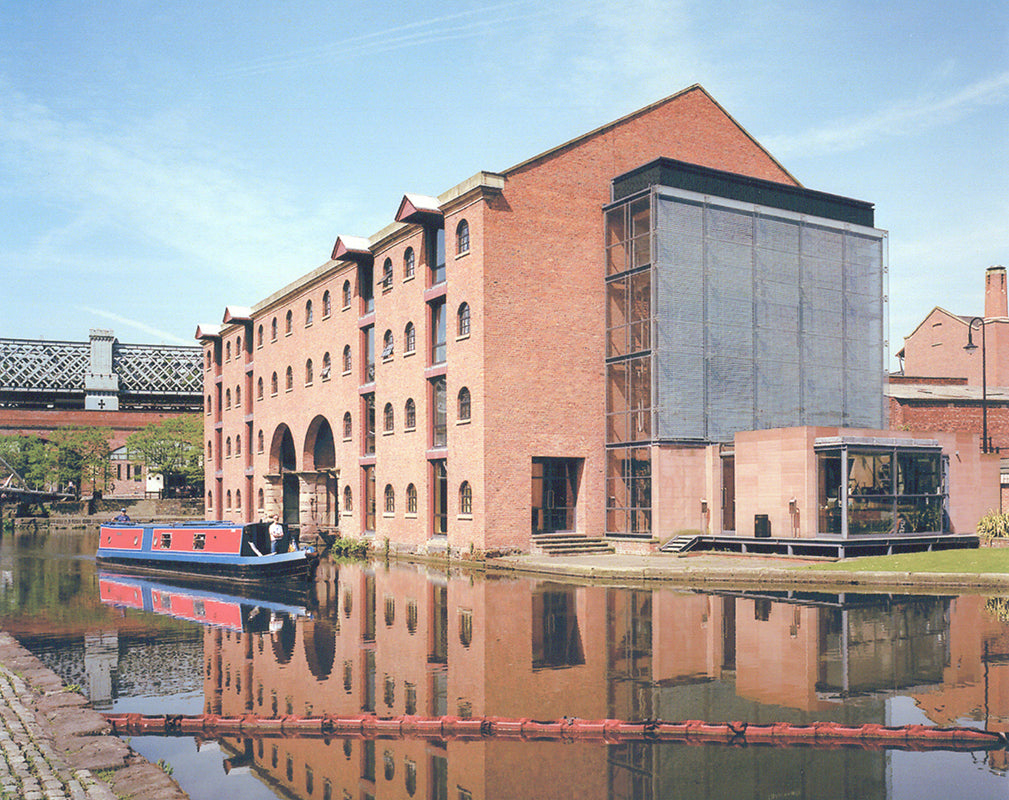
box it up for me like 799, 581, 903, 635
190, 560, 1009, 800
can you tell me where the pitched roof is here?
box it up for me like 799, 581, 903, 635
502, 84, 799, 185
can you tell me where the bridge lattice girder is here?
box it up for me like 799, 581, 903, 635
0, 338, 202, 398
113, 343, 203, 395
0, 339, 89, 394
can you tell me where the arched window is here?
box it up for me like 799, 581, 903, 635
305, 359, 313, 385
226, 490, 232, 510
235, 434, 241, 455
384, 484, 395, 514
226, 437, 232, 458
459, 609, 472, 647
457, 302, 471, 337
456, 219, 470, 255
407, 484, 417, 514
458, 387, 471, 421
226, 341, 232, 361
285, 366, 293, 391
285, 310, 293, 335
207, 490, 213, 509
257, 324, 264, 348
322, 352, 331, 380
271, 317, 278, 341
236, 335, 242, 353
235, 488, 242, 511
342, 280, 352, 308
258, 488, 264, 510
404, 322, 415, 354
459, 481, 472, 515
323, 290, 331, 317
271, 372, 278, 395
343, 485, 353, 512
258, 429, 264, 452
404, 398, 416, 429
382, 329, 394, 359
257, 377, 264, 400
381, 258, 393, 290
404, 247, 415, 279
225, 388, 232, 409
343, 412, 352, 440
384, 402, 394, 432
207, 440, 213, 459
305, 299, 313, 326
206, 394, 212, 414
343, 345, 352, 373
205, 351, 212, 369
235, 385, 241, 409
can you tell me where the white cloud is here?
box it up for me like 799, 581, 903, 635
765, 70, 1009, 158
219, 1, 548, 78
77, 307, 193, 346
0, 82, 348, 289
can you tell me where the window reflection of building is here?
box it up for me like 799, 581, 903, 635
532, 589, 585, 669
816, 439, 947, 536
82, 631, 118, 710
194, 564, 1001, 800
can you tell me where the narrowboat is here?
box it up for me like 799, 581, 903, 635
98, 571, 311, 632
96, 520, 318, 584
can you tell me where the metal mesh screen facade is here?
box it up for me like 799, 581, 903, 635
653, 187, 887, 443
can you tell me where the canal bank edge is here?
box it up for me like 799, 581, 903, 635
482, 552, 1009, 593
0, 632, 188, 800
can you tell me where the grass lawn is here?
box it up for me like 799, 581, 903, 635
807, 546, 1009, 574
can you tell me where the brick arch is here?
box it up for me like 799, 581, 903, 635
303, 619, 336, 680
269, 424, 297, 473
303, 415, 335, 470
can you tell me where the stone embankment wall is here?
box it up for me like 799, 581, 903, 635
0, 632, 188, 799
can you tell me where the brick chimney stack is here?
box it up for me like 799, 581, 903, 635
985, 265, 1007, 319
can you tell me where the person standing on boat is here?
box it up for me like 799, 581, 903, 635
113, 508, 130, 523
269, 515, 285, 553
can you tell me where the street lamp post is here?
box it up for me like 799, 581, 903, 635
964, 316, 989, 453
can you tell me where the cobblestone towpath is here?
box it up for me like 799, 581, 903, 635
0, 632, 188, 800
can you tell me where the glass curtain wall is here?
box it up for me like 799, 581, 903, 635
605, 194, 653, 536
816, 444, 945, 536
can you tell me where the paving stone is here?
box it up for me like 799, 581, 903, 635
0, 635, 189, 800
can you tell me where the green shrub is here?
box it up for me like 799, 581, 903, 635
976, 510, 1009, 542
985, 597, 1009, 623
329, 537, 370, 560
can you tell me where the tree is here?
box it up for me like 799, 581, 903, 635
49, 427, 113, 492
0, 436, 32, 486
126, 415, 203, 486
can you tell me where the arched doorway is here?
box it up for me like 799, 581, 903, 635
269, 425, 299, 527
304, 416, 338, 529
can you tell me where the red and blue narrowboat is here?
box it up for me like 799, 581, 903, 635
98, 571, 311, 632
97, 521, 318, 584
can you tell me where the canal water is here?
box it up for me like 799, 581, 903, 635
1, 529, 1008, 800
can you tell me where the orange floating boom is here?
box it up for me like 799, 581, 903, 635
102, 713, 1007, 753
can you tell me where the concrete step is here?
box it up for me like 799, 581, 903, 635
542, 545, 616, 556
533, 532, 615, 556
660, 535, 700, 554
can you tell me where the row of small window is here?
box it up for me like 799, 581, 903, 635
208, 480, 474, 518
236, 738, 444, 800
352, 388, 471, 439
208, 389, 472, 461
208, 332, 472, 419
342, 481, 474, 516
206, 305, 472, 403
206, 221, 472, 370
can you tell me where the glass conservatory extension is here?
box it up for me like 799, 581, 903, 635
815, 437, 947, 537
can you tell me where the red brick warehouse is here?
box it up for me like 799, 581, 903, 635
198, 84, 912, 555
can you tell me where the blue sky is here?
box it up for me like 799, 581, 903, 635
1, 1, 1006, 369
